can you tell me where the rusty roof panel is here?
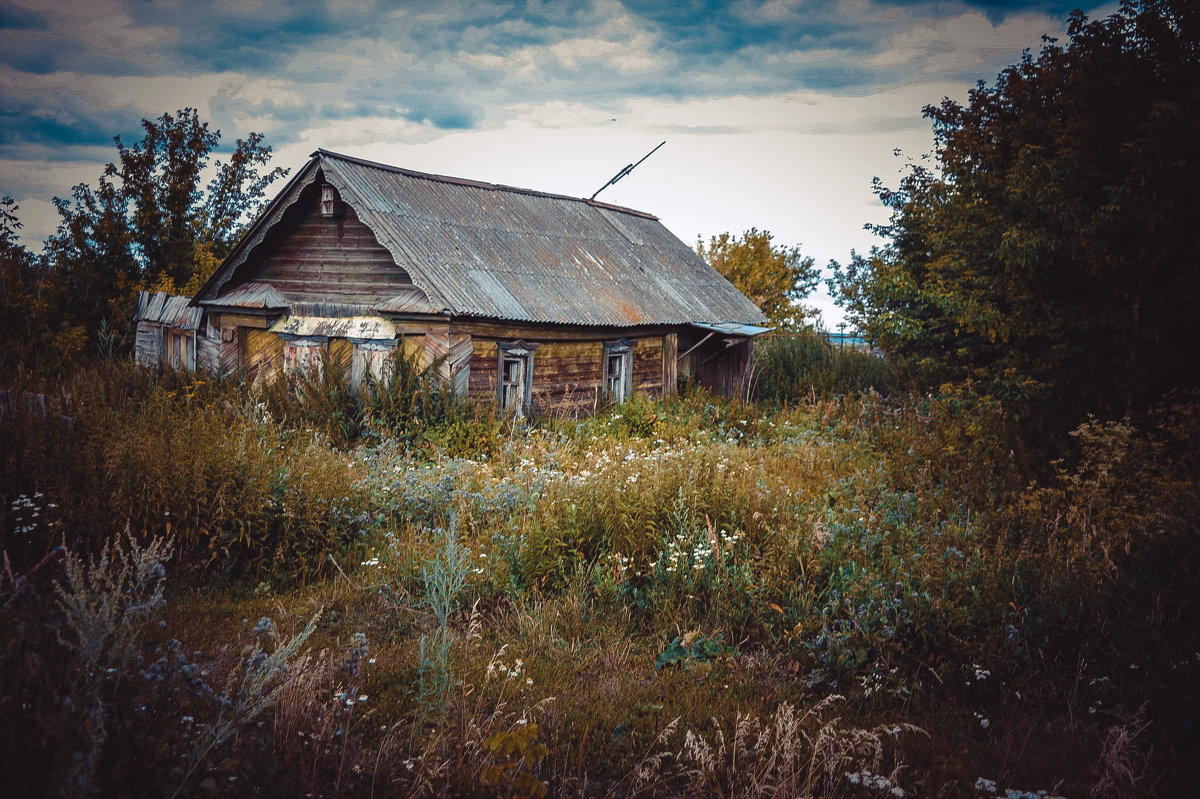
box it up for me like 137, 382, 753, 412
315, 151, 766, 328
197, 282, 290, 310
134, 291, 202, 330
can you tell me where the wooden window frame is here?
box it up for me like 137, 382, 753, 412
282, 335, 326, 376
349, 339, 396, 390
497, 340, 538, 416
604, 339, 633, 403
166, 329, 194, 371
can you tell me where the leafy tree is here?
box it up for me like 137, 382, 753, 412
697, 228, 818, 329
42, 108, 287, 354
831, 0, 1200, 426
0, 198, 85, 373
0, 198, 39, 369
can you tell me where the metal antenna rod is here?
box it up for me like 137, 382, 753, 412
589, 141, 666, 201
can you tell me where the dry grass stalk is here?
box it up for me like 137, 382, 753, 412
1090, 702, 1155, 799
635, 695, 925, 798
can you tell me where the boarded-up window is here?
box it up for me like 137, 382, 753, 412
241, 328, 283, 383
351, 341, 395, 389
283, 336, 325, 375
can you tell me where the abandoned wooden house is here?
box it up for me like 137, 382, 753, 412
134, 149, 768, 414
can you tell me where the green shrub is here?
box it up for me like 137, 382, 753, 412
0, 360, 363, 582
258, 348, 362, 446
751, 329, 895, 402
362, 347, 473, 449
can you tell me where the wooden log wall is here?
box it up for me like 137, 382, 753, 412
255, 188, 414, 306
196, 309, 686, 410
242, 328, 283, 384
632, 337, 665, 395
460, 322, 670, 414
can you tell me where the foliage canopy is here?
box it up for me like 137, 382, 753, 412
25, 108, 287, 366
831, 0, 1200, 426
697, 228, 818, 330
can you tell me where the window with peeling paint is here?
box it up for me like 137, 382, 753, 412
498, 341, 536, 416
283, 336, 325, 376
604, 339, 633, 403
351, 341, 394, 389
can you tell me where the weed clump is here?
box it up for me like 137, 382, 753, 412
3, 359, 1198, 795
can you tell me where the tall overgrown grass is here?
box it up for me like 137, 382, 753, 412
258, 345, 500, 452
0, 361, 362, 581
751, 329, 896, 402
2, 359, 1197, 796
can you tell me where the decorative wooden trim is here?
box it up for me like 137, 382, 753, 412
497, 340, 539, 414
199, 161, 324, 301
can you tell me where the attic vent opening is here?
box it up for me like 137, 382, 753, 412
320, 184, 344, 219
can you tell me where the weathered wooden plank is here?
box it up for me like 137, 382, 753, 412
632, 339, 664, 387
242, 328, 283, 383
220, 325, 240, 376
214, 312, 272, 331
197, 334, 220, 375
424, 330, 472, 393
256, 203, 413, 303
135, 323, 163, 366
329, 338, 353, 374
662, 333, 678, 394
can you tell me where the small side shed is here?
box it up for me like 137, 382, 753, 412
133, 290, 215, 371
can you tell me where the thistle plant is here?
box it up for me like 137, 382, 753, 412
417, 516, 470, 712
53, 530, 173, 675
170, 611, 322, 797
51, 531, 173, 798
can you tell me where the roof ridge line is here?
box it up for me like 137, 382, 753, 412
312, 148, 659, 220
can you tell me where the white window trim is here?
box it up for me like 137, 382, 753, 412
604, 339, 633, 403
282, 335, 326, 376
498, 340, 538, 416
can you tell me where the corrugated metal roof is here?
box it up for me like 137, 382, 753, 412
372, 286, 441, 315
134, 291, 202, 330
199, 150, 766, 328
198, 281, 289, 310
692, 322, 773, 337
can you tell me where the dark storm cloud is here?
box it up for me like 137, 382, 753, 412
0, 0, 1092, 149
0, 0, 1113, 221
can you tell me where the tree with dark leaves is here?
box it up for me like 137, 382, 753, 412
43, 109, 287, 355
831, 0, 1200, 428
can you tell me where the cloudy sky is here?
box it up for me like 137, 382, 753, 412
1, 0, 1114, 324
